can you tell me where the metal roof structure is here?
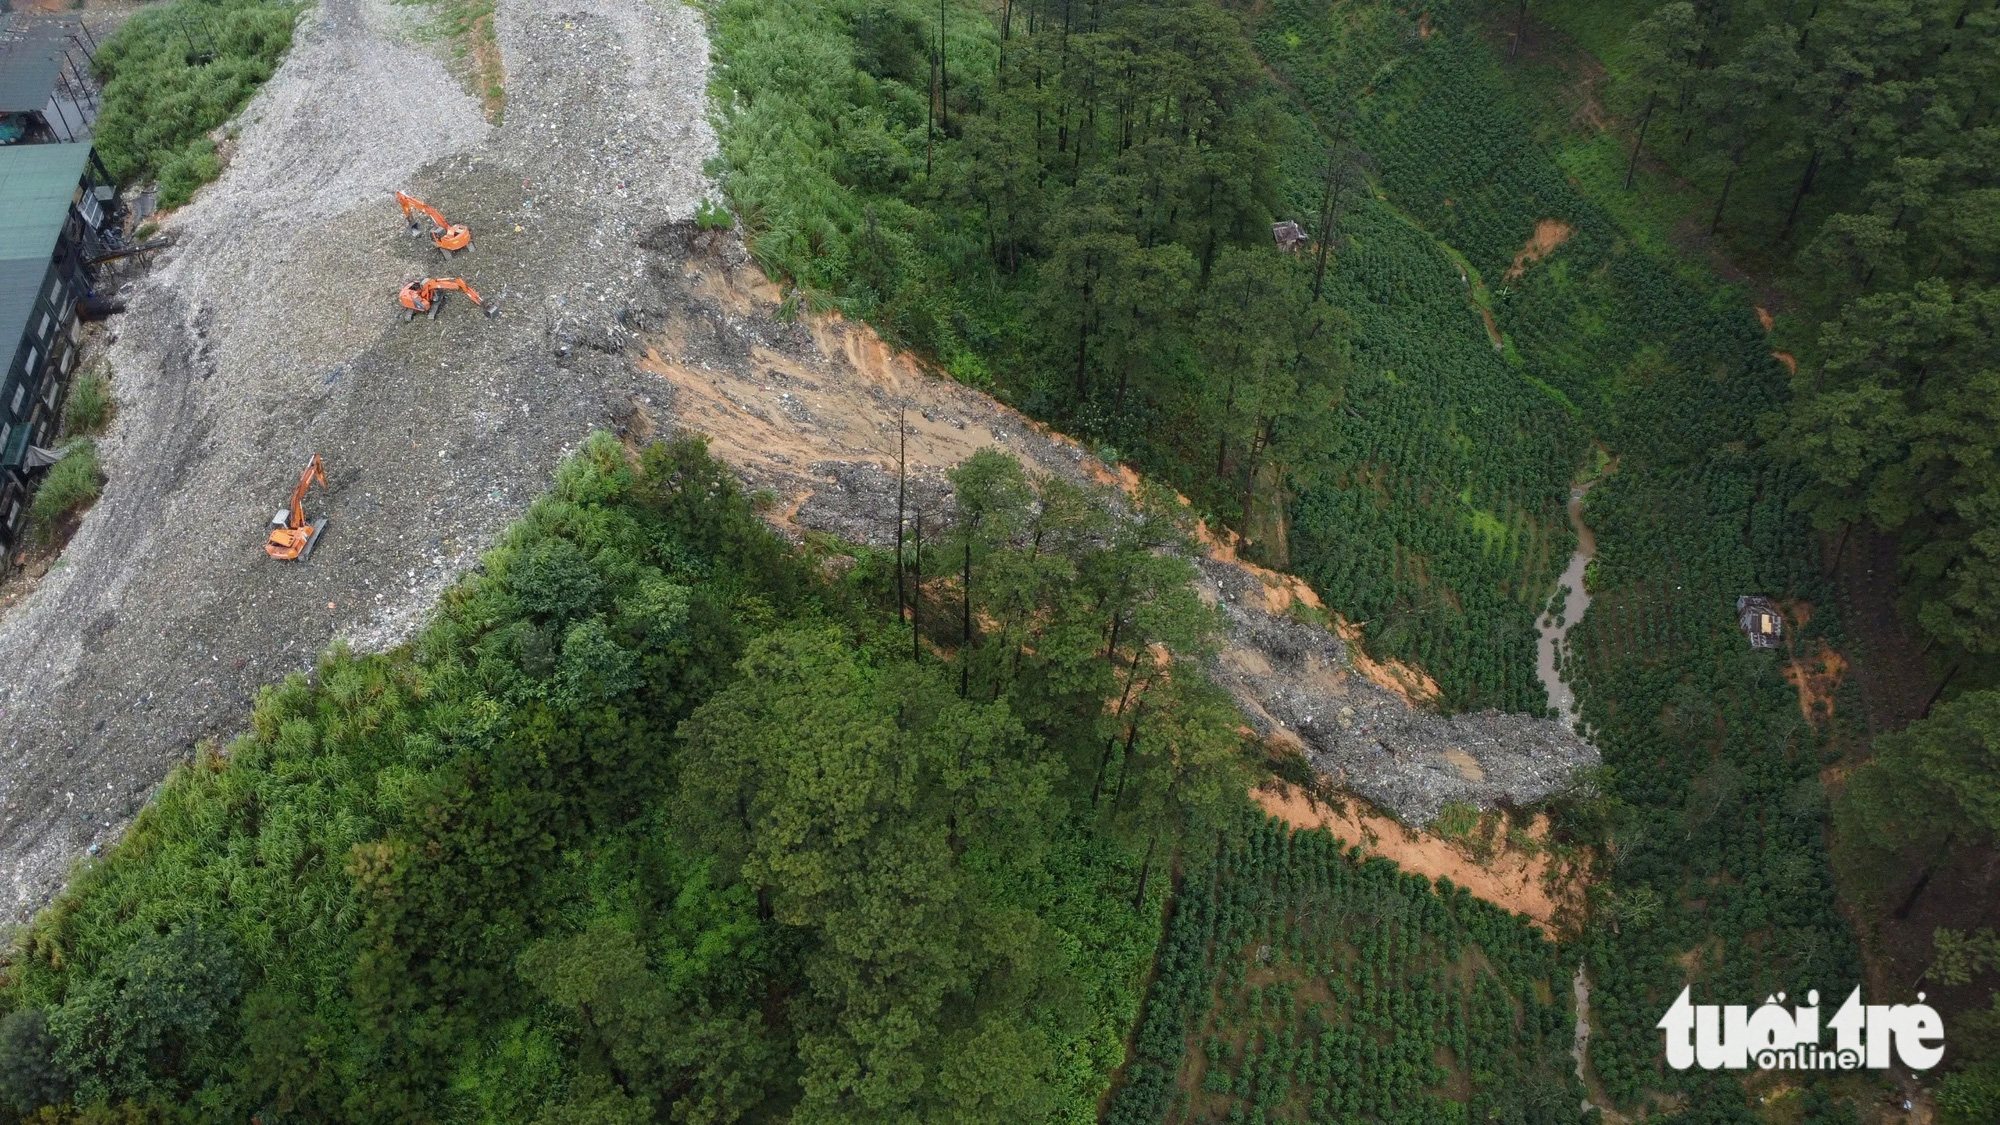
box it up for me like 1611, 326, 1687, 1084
0, 142, 89, 356
0, 22, 73, 115
1735, 595, 1784, 649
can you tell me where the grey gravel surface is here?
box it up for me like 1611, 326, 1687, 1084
0, 0, 718, 922
1199, 556, 1600, 825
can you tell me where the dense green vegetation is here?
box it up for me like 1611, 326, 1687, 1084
1507, 1, 2000, 1117
1837, 688, 2000, 893
1840, 689, 2000, 1119
1107, 813, 1577, 1125
1255, 2, 1874, 1119
708, 0, 1960, 1119
27, 441, 101, 545
710, 0, 1582, 713
1527, 0, 2000, 683
0, 437, 1251, 1122
90, 0, 302, 207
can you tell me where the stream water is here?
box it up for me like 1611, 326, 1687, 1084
1552, 484, 1616, 1120
1536, 482, 1597, 728
1572, 965, 1624, 1121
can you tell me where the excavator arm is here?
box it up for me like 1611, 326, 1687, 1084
398, 277, 495, 321
394, 191, 473, 254
395, 190, 450, 232
286, 454, 327, 527
430, 277, 482, 305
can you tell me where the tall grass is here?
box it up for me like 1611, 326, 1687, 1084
90, 0, 303, 206
61, 370, 112, 438
29, 442, 102, 543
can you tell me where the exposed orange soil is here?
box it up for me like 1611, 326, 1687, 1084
1773, 350, 1797, 375
1503, 219, 1573, 282
1774, 600, 1847, 725
1755, 306, 1776, 332
1783, 638, 1849, 727
1254, 782, 1584, 934
1781, 599, 1814, 631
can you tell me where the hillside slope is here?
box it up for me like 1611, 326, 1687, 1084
631, 223, 1597, 829
0, 0, 1594, 928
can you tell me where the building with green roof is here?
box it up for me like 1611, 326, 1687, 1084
0, 140, 112, 556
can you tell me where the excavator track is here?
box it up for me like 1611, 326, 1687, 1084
294, 518, 330, 562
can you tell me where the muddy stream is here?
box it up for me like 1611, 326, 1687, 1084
1547, 484, 1620, 1120
1536, 482, 1596, 728
1573, 965, 1623, 1121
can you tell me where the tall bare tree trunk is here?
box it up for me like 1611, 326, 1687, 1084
896, 407, 907, 621
912, 509, 924, 663
1625, 99, 1655, 189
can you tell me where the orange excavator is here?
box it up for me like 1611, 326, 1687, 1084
265, 454, 329, 561
394, 191, 472, 257
398, 277, 494, 321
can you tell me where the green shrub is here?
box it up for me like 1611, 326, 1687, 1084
90, 1, 302, 196
30, 441, 103, 542
694, 197, 734, 231
1433, 801, 1480, 842
155, 138, 224, 209
48, 923, 243, 1105
62, 369, 112, 437
1939, 1063, 2000, 1125
0, 1010, 67, 1113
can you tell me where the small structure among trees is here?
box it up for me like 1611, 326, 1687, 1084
1736, 596, 1783, 648
1270, 220, 1307, 252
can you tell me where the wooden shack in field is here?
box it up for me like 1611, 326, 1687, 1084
1736, 596, 1783, 649
1271, 220, 1308, 252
